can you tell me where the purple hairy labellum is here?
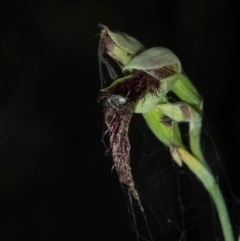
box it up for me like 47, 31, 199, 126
100, 71, 160, 211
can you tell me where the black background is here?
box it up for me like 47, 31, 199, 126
1, 0, 239, 240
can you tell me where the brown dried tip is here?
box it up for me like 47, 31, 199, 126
98, 24, 145, 69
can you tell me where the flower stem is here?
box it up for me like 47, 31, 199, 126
178, 148, 235, 241
189, 120, 208, 166
143, 108, 235, 241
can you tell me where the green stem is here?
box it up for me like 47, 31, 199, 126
142, 108, 234, 241
178, 148, 235, 241
171, 74, 208, 166
189, 120, 207, 166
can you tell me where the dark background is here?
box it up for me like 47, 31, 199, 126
1, 0, 239, 240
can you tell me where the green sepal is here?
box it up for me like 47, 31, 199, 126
142, 106, 184, 148
171, 73, 202, 109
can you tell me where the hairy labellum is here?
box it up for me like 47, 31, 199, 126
100, 72, 160, 210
